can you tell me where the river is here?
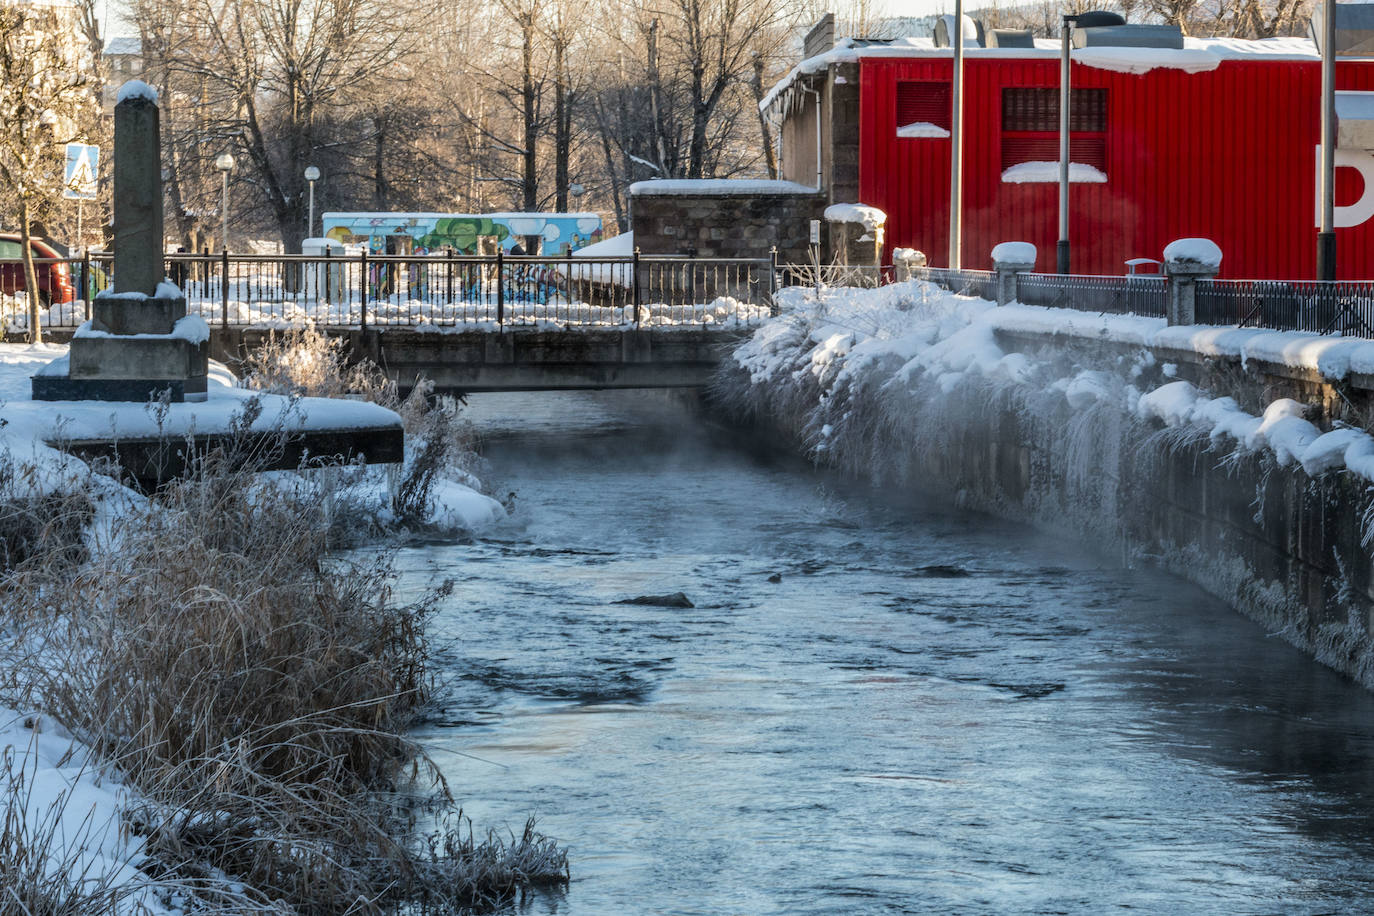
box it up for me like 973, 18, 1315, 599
397, 390, 1374, 915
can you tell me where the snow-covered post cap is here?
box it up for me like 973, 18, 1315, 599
892, 247, 926, 282
991, 241, 1036, 306
115, 79, 158, 106
991, 241, 1036, 270
1163, 238, 1220, 326
1162, 237, 1222, 274
824, 203, 887, 237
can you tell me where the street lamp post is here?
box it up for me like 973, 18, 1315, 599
1318, 0, 1337, 280
214, 152, 234, 252
304, 165, 320, 238
1058, 14, 1076, 275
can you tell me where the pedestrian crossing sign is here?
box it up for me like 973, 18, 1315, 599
63, 143, 98, 200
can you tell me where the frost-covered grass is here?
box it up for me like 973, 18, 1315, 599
715, 280, 1374, 684
0, 335, 563, 911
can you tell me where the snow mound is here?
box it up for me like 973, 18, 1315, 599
991, 241, 1036, 266
116, 80, 158, 104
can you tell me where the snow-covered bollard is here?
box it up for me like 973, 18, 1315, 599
991, 241, 1036, 306
1163, 238, 1222, 326
892, 247, 927, 282
824, 203, 886, 271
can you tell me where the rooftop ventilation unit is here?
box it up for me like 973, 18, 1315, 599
1071, 10, 1127, 28
1073, 23, 1185, 48
933, 14, 985, 48
985, 28, 1034, 48
1311, 2, 1374, 56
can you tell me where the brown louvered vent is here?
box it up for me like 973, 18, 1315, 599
1001, 88, 1107, 171
897, 82, 951, 130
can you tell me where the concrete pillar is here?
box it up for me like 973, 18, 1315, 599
823, 203, 886, 269
892, 247, 927, 282
991, 241, 1037, 306
1163, 238, 1222, 326
112, 82, 164, 296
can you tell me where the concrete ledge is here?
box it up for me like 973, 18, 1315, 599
92, 296, 186, 335
32, 376, 200, 402
54, 423, 404, 489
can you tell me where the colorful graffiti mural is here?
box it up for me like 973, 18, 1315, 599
320, 212, 604, 256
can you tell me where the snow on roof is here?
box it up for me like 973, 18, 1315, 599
761, 33, 1323, 118
115, 80, 157, 105
104, 36, 141, 56
572, 231, 634, 257
628, 179, 819, 196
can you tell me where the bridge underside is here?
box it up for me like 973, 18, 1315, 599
211, 327, 749, 393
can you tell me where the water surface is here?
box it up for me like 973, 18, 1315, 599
400, 391, 1374, 915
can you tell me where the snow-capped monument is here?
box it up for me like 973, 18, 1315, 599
33, 80, 209, 402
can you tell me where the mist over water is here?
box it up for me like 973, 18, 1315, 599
399, 390, 1374, 915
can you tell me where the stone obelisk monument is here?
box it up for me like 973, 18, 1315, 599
33, 80, 208, 402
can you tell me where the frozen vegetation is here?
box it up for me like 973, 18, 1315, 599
0, 331, 566, 912
715, 279, 1374, 684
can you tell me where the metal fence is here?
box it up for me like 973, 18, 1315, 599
915, 267, 997, 300
1195, 279, 1374, 336
1016, 272, 1168, 318
1, 251, 777, 332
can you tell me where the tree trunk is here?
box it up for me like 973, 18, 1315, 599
554, 33, 570, 212
522, 12, 539, 211
751, 55, 778, 180
20, 196, 41, 344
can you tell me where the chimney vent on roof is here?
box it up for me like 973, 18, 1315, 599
1071, 10, 1127, 28
933, 14, 985, 48
1073, 23, 1184, 48
804, 13, 836, 58
985, 28, 1034, 48
1311, 3, 1374, 56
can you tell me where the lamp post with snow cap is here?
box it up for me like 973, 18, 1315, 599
215, 151, 234, 252
305, 165, 320, 239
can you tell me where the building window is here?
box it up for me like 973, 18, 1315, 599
896, 81, 951, 138
1000, 87, 1107, 177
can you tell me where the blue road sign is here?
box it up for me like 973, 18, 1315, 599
63, 143, 98, 200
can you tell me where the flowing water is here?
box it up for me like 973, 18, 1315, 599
399, 390, 1374, 915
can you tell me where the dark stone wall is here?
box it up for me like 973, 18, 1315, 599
827, 62, 862, 206
630, 191, 826, 264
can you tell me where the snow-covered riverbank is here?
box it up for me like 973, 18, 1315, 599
717, 280, 1374, 687
0, 340, 520, 910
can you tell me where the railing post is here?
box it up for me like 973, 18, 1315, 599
80, 249, 90, 322
632, 247, 641, 328
446, 246, 454, 305
220, 247, 230, 329
991, 242, 1037, 306
359, 248, 369, 331
496, 247, 505, 327
1163, 238, 1222, 326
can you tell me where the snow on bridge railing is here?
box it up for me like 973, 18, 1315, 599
3, 251, 779, 334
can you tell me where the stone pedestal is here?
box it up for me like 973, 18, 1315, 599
823, 203, 886, 269
1163, 238, 1222, 326
991, 242, 1037, 306
31, 81, 209, 403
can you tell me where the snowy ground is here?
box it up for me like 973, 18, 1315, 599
737, 281, 1374, 483
0, 341, 505, 909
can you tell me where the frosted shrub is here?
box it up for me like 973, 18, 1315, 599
0, 422, 562, 910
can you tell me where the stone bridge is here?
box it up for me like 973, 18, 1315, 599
208, 327, 749, 393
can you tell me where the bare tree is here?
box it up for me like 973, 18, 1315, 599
140, 0, 419, 251
0, 3, 98, 341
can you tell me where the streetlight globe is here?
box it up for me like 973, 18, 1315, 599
215, 152, 235, 172
304, 165, 320, 182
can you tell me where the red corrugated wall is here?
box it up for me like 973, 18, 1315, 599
859, 55, 1374, 279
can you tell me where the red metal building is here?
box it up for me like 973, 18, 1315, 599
767, 34, 1374, 279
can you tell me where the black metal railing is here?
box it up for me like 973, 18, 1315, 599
916, 267, 997, 300
1016, 272, 1168, 318
1195, 279, 1374, 336
0, 251, 776, 333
